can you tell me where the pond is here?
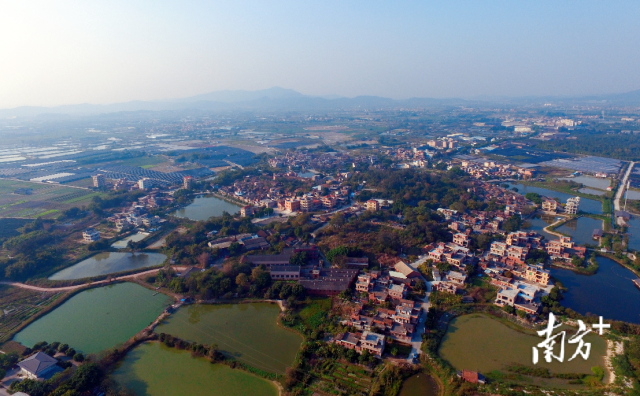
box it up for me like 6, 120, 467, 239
579, 188, 606, 196
625, 190, 640, 200
49, 252, 167, 280
154, 303, 302, 374
111, 232, 149, 249
14, 283, 171, 354
112, 342, 277, 396
551, 256, 640, 324
398, 374, 439, 396
626, 217, 640, 251
554, 217, 603, 246
439, 314, 607, 377
523, 214, 559, 240
559, 176, 611, 190
506, 183, 602, 214
172, 195, 241, 221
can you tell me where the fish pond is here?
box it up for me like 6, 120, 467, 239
559, 176, 611, 190
14, 282, 171, 354
625, 216, 640, 251
172, 195, 241, 221
154, 303, 302, 374
523, 214, 559, 240
551, 256, 640, 323
111, 232, 149, 249
49, 252, 167, 280
554, 217, 603, 246
398, 374, 439, 396
506, 183, 603, 214
112, 342, 277, 396
439, 314, 607, 384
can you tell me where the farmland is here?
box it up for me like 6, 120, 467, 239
309, 360, 380, 396
0, 179, 104, 219
0, 285, 64, 344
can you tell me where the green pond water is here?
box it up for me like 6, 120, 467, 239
439, 314, 607, 378
398, 374, 439, 396
49, 251, 167, 280
155, 303, 302, 374
112, 342, 277, 396
172, 195, 241, 221
14, 283, 172, 354
112, 232, 149, 249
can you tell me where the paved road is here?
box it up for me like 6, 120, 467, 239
0, 267, 183, 292
615, 162, 635, 212
405, 255, 432, 363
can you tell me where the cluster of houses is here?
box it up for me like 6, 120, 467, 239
456, 158, 536, 180
267, 151, 375, 171
106, 193, 168, 232
216, 172, 353, 213
541, 196, 580, 215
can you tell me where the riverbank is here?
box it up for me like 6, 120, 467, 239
551, 255, 599, 275
518, 180, 611, 202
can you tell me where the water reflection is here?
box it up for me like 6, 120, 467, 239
172, 195, 241, 221
506, 183, 603, 214
551, 256, 640, 323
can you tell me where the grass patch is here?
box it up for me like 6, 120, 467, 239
298, 297, 331, 329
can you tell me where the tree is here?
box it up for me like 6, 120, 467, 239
413, 279, 426, 293
503, 304, 515, 314
516, 310, 527, 319
525, 192, 543, 205
197, 252, 211, 268
571, 255, 585, 267
329, 213, 345, 229
502, 215, 522, 232
464, 264, 475, 276
68, 363, 103, 392
289, 251, 308, 266
235, 273, 248, 288
228, 242, 242, 256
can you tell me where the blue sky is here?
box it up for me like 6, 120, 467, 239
1, 1, 639, 107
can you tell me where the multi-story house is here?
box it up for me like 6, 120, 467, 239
453, 233, 470, 247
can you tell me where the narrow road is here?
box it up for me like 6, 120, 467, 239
615, 162, 635, 212
0, 267, 183, 292
542, 216, 569, 238
405, 255, 432, 363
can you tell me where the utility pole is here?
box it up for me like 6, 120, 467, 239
625, 180, 630, 211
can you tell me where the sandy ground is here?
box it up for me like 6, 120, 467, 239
605, 339, 625, 385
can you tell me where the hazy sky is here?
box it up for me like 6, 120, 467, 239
1, 1, 640, 108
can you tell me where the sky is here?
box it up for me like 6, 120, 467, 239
1, 0, 640, 108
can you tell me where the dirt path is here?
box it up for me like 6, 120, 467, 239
0, 267, 186, 292
542, 216, 569, 238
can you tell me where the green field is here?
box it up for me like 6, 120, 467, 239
438, 314, 608, 386
112, 342, 278, 396
0, 179, 105, 218
117, 155, 167, 168
309, 360, 376, 396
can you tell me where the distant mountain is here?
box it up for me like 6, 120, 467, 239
174, 87, 305, 103
1, 87, 639, 118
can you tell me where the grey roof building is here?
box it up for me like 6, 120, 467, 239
17, 352, 58, 379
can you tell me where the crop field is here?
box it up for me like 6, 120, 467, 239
0, 285, 64, 344
309, 361, 378, 396
0, 218, 31, 241
0, 179, 105, 218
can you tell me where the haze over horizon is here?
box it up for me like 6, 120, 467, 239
2, 0, 640, 108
